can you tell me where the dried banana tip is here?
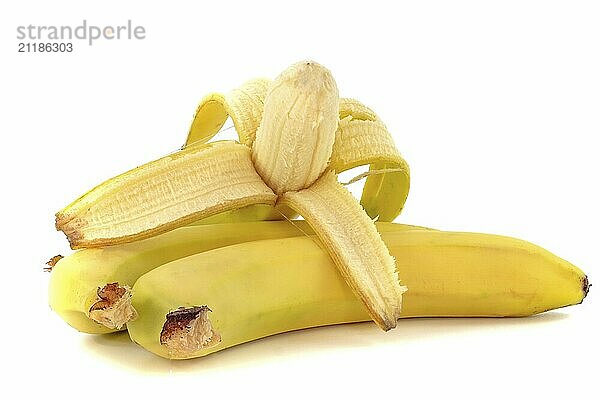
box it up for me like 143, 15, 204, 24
582, 275, 591, 300
44, 255, 64, 271
88, 283, 137, 330
160, 306, 221, 358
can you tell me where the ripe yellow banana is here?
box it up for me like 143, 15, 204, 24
127, 230, 588, 360
49, 221, 424, 333
55, 61, 411, 331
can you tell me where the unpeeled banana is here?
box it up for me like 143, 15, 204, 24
49, 221, 425, 333
127, 229, 588, 359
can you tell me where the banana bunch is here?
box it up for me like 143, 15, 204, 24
48, 61, 589, 360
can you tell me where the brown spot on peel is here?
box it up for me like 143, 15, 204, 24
160, 306, 221, 357
88, 282, 138, 329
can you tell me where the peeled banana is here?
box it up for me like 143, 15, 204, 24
55, 61, 411, 330
49, 221, 425, 333
127, 229, 588, 359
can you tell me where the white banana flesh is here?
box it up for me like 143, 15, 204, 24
252, 61, 339, 193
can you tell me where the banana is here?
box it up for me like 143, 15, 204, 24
55, 60, 411, 330
49, 221, 426, 333
127, 230, 588, 360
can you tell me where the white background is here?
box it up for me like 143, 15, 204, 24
1, 0, 598, 398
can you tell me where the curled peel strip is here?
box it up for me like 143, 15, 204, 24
330, 113, 410, 221
186, 78, 271, 147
